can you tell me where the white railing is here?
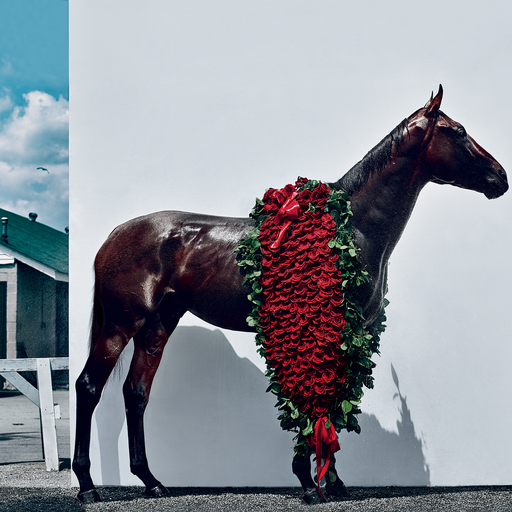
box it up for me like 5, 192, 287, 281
0, 357, 69, 471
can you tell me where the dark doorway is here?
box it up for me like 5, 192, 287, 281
0, 281, 6, 359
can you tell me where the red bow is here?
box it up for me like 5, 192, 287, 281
270, 191, 301, 250
307, 417, 340, 499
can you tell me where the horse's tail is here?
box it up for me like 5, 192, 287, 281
88, 280, 104, 355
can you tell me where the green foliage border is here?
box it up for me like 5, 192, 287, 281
236, 180, 388, 455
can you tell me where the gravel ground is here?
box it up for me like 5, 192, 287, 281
1, 462, 512, 512
1, 391, 512, 510
1, 391, 511, 510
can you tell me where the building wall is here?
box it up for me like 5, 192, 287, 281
0, 263, 17, 359
15, 261, 68, 359
0, 282, 6, 359
55, 280, 69, 357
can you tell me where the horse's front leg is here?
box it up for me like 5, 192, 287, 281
292, 450, 349, 505
292, 451, 325, 504
123, 315, 172, 497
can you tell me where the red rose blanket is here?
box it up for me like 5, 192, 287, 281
237, 178, 386, 490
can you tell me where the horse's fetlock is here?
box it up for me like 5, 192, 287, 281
72, 457, 90, 474
130, 460, 149, 477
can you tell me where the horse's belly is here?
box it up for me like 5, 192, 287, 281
185, 280, 255, 333
174, 246, 255, 332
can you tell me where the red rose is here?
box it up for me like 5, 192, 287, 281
297, 189, 313, 209
295, 176, 309, 188
283, 183, 296, 197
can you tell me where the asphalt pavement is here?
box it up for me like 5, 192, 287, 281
0, 389, 70, 466
1, 390, 512, 511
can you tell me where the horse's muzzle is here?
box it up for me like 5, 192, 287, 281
484, 166, 508, 199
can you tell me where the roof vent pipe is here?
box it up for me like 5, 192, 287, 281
1, 217, 8, 243
29, 212, 38, 222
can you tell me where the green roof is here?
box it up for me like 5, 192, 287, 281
0, 208, 68, 275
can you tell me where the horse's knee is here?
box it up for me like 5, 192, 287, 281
292, 452, 311, 478
123, 380, 149, 416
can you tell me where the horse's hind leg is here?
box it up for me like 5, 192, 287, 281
123, 311, 179, 497
73, 329, 131, 503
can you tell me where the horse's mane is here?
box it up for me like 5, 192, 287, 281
329, 118, 409, 194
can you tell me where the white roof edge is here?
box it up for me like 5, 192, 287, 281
0, 246, 68, 282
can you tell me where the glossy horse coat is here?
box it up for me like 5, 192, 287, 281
73, 87, 508, 504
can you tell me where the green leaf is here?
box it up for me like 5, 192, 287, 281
342, 400, 352, 414
302, 422, 314, 437
252, 283, 263, 293
357, 357, 374, 369
271, 384, 280, 394
246, 316, 258, 327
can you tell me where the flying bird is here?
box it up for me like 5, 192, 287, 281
37, 167, 49, 173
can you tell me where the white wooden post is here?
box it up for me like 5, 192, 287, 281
36, 358, 59, 471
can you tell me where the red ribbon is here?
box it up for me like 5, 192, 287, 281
270, 191, 301, 250
307, 417, 340, 499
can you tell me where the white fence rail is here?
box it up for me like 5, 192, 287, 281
0, 357, 69, 471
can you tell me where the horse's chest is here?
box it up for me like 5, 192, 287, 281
352, 231, 388, 327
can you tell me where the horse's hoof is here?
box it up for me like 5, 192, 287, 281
325, 472, 350, 498
301, 488, 326, 505
77, 488, 102, 503
145, 483, 169, 498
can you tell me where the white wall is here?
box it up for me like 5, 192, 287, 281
70, 0, 512, 487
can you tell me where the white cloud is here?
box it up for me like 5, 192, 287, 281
0, 91, 69, 165
0, 91, 68, 231
0, 93, 13, 113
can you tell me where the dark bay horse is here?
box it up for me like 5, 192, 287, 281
73, 86, 508, 504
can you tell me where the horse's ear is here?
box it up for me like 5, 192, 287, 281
425, 85, 443, 118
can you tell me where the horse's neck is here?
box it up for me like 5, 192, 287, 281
343, 159, 427, 265
334, 153, 428, 325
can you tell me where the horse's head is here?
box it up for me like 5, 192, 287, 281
409, 85, 508, 199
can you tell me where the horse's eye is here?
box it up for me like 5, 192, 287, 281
456, 125, 467, 138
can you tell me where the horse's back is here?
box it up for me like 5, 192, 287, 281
94, 211, 256, 331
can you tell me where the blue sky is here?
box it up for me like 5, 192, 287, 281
0, 0, 68, 231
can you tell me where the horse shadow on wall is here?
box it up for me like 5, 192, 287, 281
94, 326, 430, 487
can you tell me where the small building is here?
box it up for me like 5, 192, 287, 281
0, 208, 68, 365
